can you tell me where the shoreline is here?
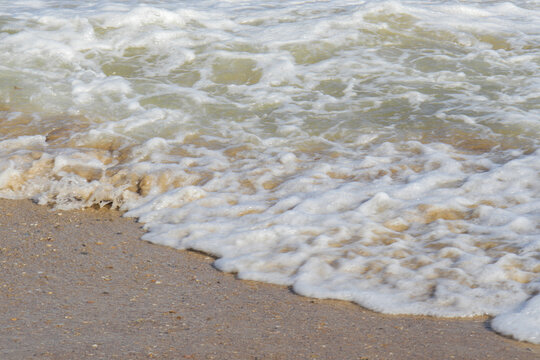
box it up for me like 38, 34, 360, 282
1, 198, 539, 359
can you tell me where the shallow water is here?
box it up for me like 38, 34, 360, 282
0, 0, 539, 344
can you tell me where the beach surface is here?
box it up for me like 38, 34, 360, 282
1, 198, 539, 360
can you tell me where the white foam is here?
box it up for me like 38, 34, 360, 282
492, 295, 540, 344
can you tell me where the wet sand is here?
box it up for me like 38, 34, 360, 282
1, 198, 539, 360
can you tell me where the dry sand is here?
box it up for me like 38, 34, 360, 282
1, 198, 539, 360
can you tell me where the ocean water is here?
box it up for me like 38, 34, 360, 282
0, 0, 539, 344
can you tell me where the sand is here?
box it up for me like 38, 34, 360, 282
1, 198, 539, 360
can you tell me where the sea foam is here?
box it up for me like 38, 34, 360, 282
0, 0, 539, 344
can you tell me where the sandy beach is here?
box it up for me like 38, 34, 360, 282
0, 198, 539, 360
